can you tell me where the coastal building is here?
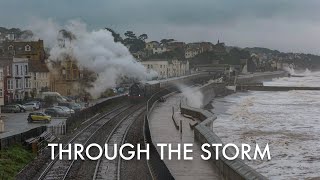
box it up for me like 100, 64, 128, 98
185, 48, 203, 59
5, 58, 31, 103
49, 57, 84, 96
186, 42, 214, 52
142, 59, 189, 79
0, 40, 46, 62
152, 46, 168, 54
28, 61, 50, 96
165, 41, 185, 51
145, 41, 160, 50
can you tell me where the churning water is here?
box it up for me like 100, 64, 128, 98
211, 70, 320, 179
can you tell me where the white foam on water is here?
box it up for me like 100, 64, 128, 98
211, 70, 320, 179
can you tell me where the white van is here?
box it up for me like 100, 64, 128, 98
37, 92, 67, 102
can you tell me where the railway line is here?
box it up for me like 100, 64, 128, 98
93, 105, 146, 180
38, 104, 133, 180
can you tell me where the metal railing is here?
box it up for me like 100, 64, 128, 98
144, 88, 175, 180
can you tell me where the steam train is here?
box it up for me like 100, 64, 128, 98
128, 73, 209, 102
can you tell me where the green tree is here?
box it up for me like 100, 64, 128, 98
160, 39, 175, 45
123, 31, 148, 53
138, 34, 148, 41
105, 28, 122, 42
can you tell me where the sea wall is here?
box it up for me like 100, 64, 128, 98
236, 71, 287, 84
180, 78, 271, 179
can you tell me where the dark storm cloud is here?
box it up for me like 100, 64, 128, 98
1, 0, 318, 26
1, 0, 320, 53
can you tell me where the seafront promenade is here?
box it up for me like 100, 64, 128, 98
148, 93, 222, 179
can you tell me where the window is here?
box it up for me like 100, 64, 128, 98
0, 72, 3, 81
0, 89, 3, 97
73, 69, 78, 80
7, 80, 13, 90
8, 45, 13, 51
15, 65, 19, 76
25, 79, 31, 88
25, 65, 28, 75
20, 66, 23, 75
25, 45, 31, 51
16, 79, 19, 89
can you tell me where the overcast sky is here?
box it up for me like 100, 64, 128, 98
1, 0, 320, 54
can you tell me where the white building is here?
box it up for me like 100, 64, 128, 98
6, 58, 31, 102
152, 46, 168, 54
145, 41, 160, 50
185, 48, 203, 59
142, 59, 190, 79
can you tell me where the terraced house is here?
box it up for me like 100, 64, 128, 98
0, 39, 46, 62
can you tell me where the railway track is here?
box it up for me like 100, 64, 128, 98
93, 105, 146, 180
38, 104, 133, 180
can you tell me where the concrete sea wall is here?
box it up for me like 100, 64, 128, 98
236, 71, 288, 84
180, 72, 288, 179
181, 83, 266, 180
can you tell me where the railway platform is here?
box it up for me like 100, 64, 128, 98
148, 93, 222, 180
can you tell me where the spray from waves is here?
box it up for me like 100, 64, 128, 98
26, 18, 157, 98
283, 66, 296, 75
283, 66, 314, 76
176, 84, 203, 108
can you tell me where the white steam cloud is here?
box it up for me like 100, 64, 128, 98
178, 84, 203, 108
26, 18, 156, 98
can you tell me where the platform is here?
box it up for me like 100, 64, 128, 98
148, 93, 222, 180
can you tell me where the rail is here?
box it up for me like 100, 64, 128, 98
93, 104, 146, 180
144, 88, 176, 180
38, 104, 131, 180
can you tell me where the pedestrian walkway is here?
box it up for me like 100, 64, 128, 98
149, 93, 221, 180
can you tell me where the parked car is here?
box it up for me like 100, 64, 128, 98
23, 102, 40, 111
58, 102, 82, 112
29, 101, 42, 109
1, 105, 21, 113
53, 106, 75, 115
15, 104, 26, 112
27, 112, 51, 123
44, 107, 68, 117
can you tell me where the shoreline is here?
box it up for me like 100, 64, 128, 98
209, 86, 320, 179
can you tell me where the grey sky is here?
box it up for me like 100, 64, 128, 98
1, 0, 320, 54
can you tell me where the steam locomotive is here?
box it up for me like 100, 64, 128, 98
128, 73, 209, 102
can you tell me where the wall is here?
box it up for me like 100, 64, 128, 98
181, 80, 267, 180
0, 126, 47, 150
236, 71, 287, 84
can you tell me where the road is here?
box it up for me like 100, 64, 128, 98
0, 110, 67, 139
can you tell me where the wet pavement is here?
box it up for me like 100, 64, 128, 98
149, 93, 222, 180
0, 110, 67, 139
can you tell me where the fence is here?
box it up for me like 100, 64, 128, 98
47, 122, 66, 136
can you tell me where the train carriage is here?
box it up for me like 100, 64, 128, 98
128, 73, 210, 103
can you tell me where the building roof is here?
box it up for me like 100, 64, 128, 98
29, 61, 50, 72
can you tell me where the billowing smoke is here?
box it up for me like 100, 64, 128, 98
26, 19, 156, 98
